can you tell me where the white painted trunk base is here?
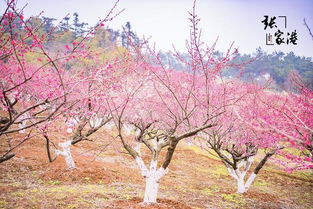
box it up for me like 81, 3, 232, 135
90, 116, 103, 128
18, 113, 30, 133
226, 158, 257, 194
144, 176, 159, 203
56, 141, 76, 169
245, 173, 257, 190
135, 143, 142, 156
237, 177, 246, 194
230, 170, 257, 193
135, 157, 168, 203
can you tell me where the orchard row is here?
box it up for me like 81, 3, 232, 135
0, 0, 312, 204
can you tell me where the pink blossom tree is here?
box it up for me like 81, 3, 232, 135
106, 0, 251, 203
256, 71, 313, 171
0, 0, 123, 163
41, 53, 130, 169
0, 1, 68, 162
198, 87, 283, 193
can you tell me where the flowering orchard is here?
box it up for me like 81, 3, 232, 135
0, 0, 312, 205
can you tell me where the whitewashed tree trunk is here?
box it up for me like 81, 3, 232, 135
55, 141, 76, 169
245, 173, 257, 190
135, 143, 142, 156
90, 116, 103, 128
135, 157, 168, 204
144, 174, 159, 203
226, 157, 257, 194
236, 173, 246, 194
18, 112, 30, 133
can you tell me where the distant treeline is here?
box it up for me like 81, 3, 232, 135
3, 12, 312, 90
158, 49, 313, 90
230, 48, 313, 90
1, 12, 139, 48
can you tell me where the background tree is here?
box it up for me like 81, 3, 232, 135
259, 72, 313, 171
0, 2, 69, 163
72, 12, 88, 37
107, 0, 251, 203
199, 87, 283, 193
0, 0, 124, 163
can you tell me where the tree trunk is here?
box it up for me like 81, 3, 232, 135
0, 153, 15, 163
143, 174, 159, 203
135, 156, 167, 204
56, 141, 76, 169
237, 176, 246, 194
244, 173, 257, 191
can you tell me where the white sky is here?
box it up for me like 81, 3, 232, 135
2, 0, 313, 57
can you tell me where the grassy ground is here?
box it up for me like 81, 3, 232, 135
0, 136, 312, 209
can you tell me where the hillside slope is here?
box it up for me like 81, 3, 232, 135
0, 136, 312, 209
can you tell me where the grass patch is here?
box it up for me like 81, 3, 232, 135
174, 185, 192, 193
47, 180, 62, 185
202, 185, 220, 196
12, 191, 25, 197
254, 179, 269, 187
202, 188, 213, 196
221, 193, 246, 206
65, 204, 79, 209
210, 166, 229, 177
290, 171, 313, 182
0, 200, 8, 209
183, 145, 220, 161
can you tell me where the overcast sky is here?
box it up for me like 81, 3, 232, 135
2, 0, 313, 57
